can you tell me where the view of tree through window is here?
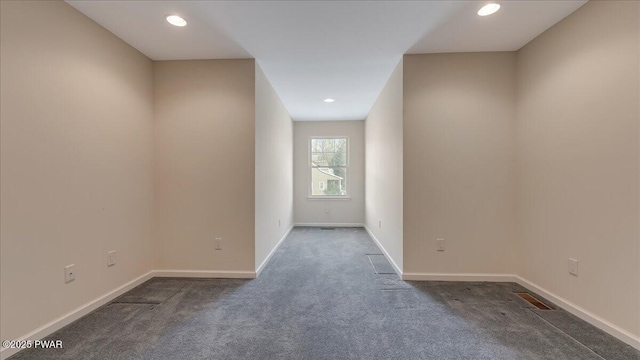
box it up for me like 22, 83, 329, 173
310, 137, 348, 196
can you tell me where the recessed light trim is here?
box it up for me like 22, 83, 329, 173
166, 15, 187, 27
478, 3, 501, 16
324, 98, 335, 103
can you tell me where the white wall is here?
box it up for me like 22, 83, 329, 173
516, 0, 640, 339
154, 60, 256, 273
255, 64, 294, 272
1, 0, 155, 342
365, 61, 404, 272
293, 121, 365, 226
403, 52, 517, 276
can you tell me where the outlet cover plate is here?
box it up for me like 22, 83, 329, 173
64, 264, 75, 283
568, 258, 578, 276
108, 251, 116, 266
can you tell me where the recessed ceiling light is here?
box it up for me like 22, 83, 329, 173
478, 3, 501, 16
324, 98, 335, 103
166, 15, 187, 27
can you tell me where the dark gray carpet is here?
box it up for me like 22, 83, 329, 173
10, 227, 639, 360
112, 278, 185, 304
531, 309, 640, 360
368, 254, 397, 274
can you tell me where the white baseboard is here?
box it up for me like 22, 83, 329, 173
0, 270, 155, 360
4, 268, 638, 360
402, 273, 517, 282
152, 270, 256, 279
294, 222, 364, 227
363, 225, 402, 276
514, 276, 640, 350
256, 225, 294, 276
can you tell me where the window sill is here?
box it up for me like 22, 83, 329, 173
307, 196, 351, 201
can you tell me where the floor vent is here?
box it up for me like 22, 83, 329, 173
515, 293, 553, 310
320, 227, 336, 230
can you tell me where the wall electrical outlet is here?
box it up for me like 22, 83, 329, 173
278, 219, 281, 227
378, 220, 382, 228
214, 237, 223, 250
64, 264, 76, 283
568, 258, 578, 276
107, 251, 116, 266
437, 239, 445, 252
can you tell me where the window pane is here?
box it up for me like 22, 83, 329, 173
311, 167, 347, 196
323, 139, 335, 152
330, 148, 346, 166
309, 137, 348, 196
311, 152, 322, 165
311, 139, 322, 153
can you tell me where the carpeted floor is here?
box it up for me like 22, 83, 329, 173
10, 227, 639, 360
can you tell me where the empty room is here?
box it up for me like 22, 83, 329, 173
1, 0, 639, 359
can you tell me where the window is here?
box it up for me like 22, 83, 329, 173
310, 137, 348, 197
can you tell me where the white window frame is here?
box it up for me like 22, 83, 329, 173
308, 136, 350, 200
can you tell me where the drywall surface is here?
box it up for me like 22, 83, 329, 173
0, 0, 155, 342
293, 121, 365, 225
516, 0, 640, 337
403, 52, 517, 275
255, 63, 294, 271
365, 60, 404, 271
154, 59, 256, 272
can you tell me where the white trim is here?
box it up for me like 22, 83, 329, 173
514, 275, 640, 350
363, 225, 403, 276
401, 273, 517, 282
152, 270, 256, 279
256, 225, 294, 277
0, 270, 155, 360
308, 136, 350, 198
306, 196, 351, 201
295, 223, 364, 227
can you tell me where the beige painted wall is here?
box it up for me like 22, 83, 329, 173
365, 61, 404, 271
3, 0, 638, 350
293, 121, 365, 225
1, 0, 155, 342
154, 60, 256, 272
403, 52, 517, 275
516, 0, 640, 337
255, 64, 294, 271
